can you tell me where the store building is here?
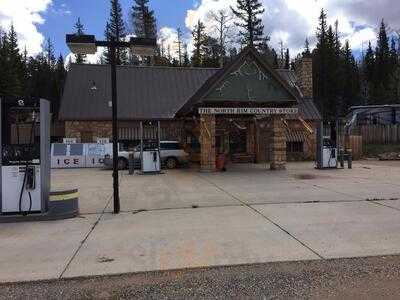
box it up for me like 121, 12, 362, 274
59, 46, 321, 171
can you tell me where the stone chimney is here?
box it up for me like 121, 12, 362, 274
295, 55, 313, 98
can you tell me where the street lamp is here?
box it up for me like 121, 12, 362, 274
66, 34, 156, 214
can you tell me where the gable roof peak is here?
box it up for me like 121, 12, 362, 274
176, 45, 301, 116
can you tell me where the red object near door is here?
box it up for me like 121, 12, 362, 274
216, 154, 226, 171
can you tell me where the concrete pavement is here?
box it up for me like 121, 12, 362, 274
1, 161, 400, 283
62, 206, 318, 278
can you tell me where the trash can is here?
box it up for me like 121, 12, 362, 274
216, 154, 226, 171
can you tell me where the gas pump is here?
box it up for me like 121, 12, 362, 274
140, 121, 161, 174
316, 120, 339, 169
0, 97, 50, 216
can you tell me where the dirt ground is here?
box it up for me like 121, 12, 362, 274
2, 255, 400, 299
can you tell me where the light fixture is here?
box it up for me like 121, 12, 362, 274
66, 34, 97, 55
130, 37, 156, 56
90, 81, 98, 91
65, 31, 157, 215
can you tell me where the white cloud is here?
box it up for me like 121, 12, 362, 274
0, 0, 52, 56
50, 2, 71, 16
185, 0, 236, 30
158, 27, 190, 59
346, 27, 377, 52
184, 0, 400, 57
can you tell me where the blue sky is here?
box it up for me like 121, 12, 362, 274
38, 0, 194, 57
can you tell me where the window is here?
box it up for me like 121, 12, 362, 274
230, 131, 247, 154
286, 141, 304, 153
161, 142, 180, 150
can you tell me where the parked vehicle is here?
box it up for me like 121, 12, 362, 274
103, 141, 189, 170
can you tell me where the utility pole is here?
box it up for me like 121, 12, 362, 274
110, 38, 120, 214
66, 34, 156, 214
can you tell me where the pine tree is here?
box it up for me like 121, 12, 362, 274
258, 41, 277, 67
0, 24, 24, 96
131, 0, 157, 38
130, 0, 157, 65
227, 47, 238, 63
325, 25, 339, 118
341, 40, 360, 114
0, 29, 9, 95
334, 19, 341, 56
167, 44, 172, 63
103, 0, 128, 65
231, 0, 266, 47
271, 48, 279, 68
363, 42, 375, 103
303, 38, 310, 55
176, 27, 183, 66
313, 10, 348, 119
45, 38, 56, 67
182, 43, 190, 67
51, 54, 66, 116
284, 48, 290, 69
374, 19, 391, 103
313, 9, 329, 117
389, 37, 399, 103
75, 17, 85, 35
390, 37, 397, 66
192, 20, 206, 67
74, 18, 86, 64
203, 36, 220, 67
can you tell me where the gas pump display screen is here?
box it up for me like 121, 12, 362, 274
2, 144, 40, 165
1, 99, 41, 165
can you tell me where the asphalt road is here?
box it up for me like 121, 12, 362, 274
2, 255, 400, 300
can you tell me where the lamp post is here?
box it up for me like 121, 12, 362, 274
66, 34, 156, 214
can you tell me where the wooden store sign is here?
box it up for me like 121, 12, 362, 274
199, 107, 298, 115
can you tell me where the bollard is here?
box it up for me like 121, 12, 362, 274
339, 149, 345, 168
128, 153, 135, 175
347, 149, 352, 169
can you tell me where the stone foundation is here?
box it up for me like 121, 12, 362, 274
270, 115, 287, 170
65, 121, 112, 142
65, 121, 184, 143
64, 118, 316, 167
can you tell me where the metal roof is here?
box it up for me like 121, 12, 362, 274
293, 97, 321, 120
286, 131, 309, 142
349, 104, 400, 110
59, 64, 218, 121
276, 69, 321, 120
276, 69, 303, 97
60, 61, 321, 121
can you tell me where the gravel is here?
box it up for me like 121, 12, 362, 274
1, 255, 400, 299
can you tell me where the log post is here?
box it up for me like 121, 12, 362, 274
270, 115, 287, 170
200, 114, 216, 172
